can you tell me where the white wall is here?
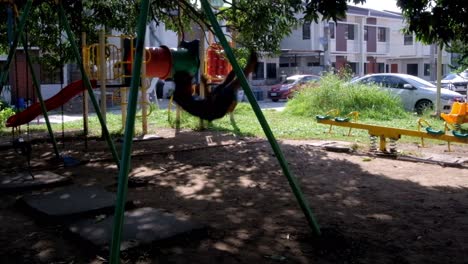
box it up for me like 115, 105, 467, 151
40, 84, 62, 100
147, 21, 178, 48
280, 31, 312, 50
0, 85, 11, 104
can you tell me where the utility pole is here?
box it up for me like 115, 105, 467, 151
435, 44, 442, 115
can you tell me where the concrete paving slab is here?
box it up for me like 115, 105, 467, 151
115, 134, 163, 143
323, 145, 352, 153
21, 185, 130, 218
36, 114, 83, 124
68, 207, 205, 251
0, 171, 71, 192
421, 153, 468, 166
140, 134, 163, 140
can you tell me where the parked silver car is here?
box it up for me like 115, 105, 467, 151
441, 70, 468, 95
350, 73, 464, 113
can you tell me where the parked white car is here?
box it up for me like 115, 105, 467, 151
350, 73, 464, 113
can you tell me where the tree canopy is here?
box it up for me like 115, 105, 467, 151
397, 0, 467, 45
397, 0, 468, 69
1, 0, 467, 70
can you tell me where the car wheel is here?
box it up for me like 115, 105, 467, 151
272, 99, 279, 102
415, 99, 433, 114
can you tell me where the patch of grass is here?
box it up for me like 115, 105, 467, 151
1, 97, 466, 151
284, 74, 408, 120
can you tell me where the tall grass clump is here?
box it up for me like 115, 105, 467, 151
284, 73, 409, 120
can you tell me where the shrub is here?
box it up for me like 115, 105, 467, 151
283, 74, 409, 120
0, 101, 15, 128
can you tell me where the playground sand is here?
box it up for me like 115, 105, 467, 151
0, 128, 467, 263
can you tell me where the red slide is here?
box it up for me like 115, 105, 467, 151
6, 79, 97, 127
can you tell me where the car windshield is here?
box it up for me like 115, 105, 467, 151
443, 74, 458, 80
405, 75, 436, 88
443, 72, 468, 80
305, 76, 320, 82
282, 78, 298, 84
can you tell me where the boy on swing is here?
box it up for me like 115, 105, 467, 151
172, 51, 258, 121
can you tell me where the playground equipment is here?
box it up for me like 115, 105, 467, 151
110, 1, 323, 262
166, 39, 236, 127
205, 43, 232, 82
12, 137, 33, 179
316, 111, 468, 152
7, 30, 200, 132
3, 1, 322, 263
6, 80, 97, 127
83, 33, 200, 133
441, 102, 468, 128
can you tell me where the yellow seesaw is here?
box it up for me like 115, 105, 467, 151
316, 109, 468, 152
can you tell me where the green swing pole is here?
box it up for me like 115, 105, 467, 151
109, 0, 150, 263
200, 0, 321, 236
0, 0, 33, 95
21, 36, 60, 159
58, 3, 120, 168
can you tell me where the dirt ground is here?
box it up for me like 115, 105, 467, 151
0, 128, 467, 264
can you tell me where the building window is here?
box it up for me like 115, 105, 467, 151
424, 63, 430, 76
404, 34, 413, 45
302, 21, 311, 40
0, 62, 9, 83
348, 62, 358, 74
253, 62, 264, 80
364, 26, 368, 41
329, 22, 335, 39
377, 63, 385, 73
307, 61, 320, 67
41, 65, 61, 84
378, 27, 386, 42
308, 59, 321, 66
266, 63, 277, 79
407, 63, 418, 76
345, 24, 355, 40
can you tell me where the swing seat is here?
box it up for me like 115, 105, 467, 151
62, 155, 81, 167
316, 115, 332, 120
334, 117, 350, 122
452, 130, 468, 138
425, 127, 445, 135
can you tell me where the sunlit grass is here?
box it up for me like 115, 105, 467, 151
0, 78, 466, 150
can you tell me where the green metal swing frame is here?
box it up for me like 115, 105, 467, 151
110, 1, 321, 262
1, 2, 322, 263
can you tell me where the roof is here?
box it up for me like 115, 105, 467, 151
286, 74, 319, 79
281, 49, 324, 57
347, 5, 403, 20
363, 73, 416, 78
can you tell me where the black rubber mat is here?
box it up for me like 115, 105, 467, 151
68, 207, 205, 251
21, 185, 130, 218
0, 171, 71, 192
